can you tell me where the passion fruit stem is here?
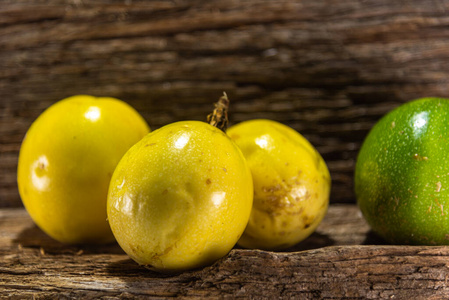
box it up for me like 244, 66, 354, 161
207, 92, 230, 132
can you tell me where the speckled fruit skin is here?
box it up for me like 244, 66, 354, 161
355, 98, 449, 245
17, 95, 150, 244
227, 119, 331, 250
107, 121, 253, 272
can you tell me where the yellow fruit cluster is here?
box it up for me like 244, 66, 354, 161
17, 94, 331, 272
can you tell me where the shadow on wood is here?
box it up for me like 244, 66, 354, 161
362, 230, 389, 246
13, 224, 125, 255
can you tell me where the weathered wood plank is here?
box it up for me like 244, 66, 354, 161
1, 205, 449, 299
2, 0, 449, 207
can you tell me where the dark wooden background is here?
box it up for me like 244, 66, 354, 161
2, 0, 449, 207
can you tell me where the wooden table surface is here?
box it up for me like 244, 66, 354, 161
1, 204, 448, 299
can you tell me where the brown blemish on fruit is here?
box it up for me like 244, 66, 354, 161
435, 198, 444, 215
436, 182, 442, 193
129, 244, 144, 255
162, 189, 168, 195
223, 167, 227, 172
262, 185, 282, 193
394, 196, 400, 206
206, 178, 212, 185
145, 143, 156, 147
302, 215, 315, 229
151, 244, 176, 262
265, 195, 282, 207
412, 153, 428, 161
295, 190, 311, 202
445, 234, 449, 241
260, 175, 311, 212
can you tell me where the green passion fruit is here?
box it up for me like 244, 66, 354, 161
355, 98, 449, 245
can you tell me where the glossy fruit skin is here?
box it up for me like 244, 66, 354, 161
227, 119, 331, 250
17, 95, 150, 244
355, 98, 449, 245
107, 121, 253, 272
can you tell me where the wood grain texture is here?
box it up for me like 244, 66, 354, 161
2, 204, 449, 299
2, 0, 449, 206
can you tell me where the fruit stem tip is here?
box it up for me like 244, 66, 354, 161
207, 92, 230, 132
